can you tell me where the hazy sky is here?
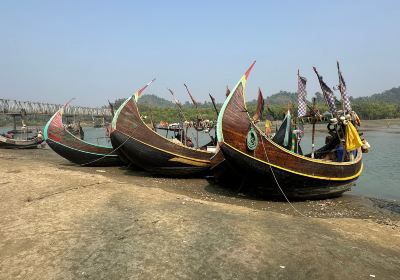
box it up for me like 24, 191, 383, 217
1, 0, 399, 106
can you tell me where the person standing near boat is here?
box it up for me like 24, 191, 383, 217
37, 130, 43, 141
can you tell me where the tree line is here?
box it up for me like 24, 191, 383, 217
112, 86, 400, 123
1, 86, 399, 127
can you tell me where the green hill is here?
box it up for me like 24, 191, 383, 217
111, 86, 400, 122
138, 94, 174, 108
353, 86, 400, 104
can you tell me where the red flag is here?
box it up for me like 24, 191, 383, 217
184, 83, 198, 108
252, 88, 264, 122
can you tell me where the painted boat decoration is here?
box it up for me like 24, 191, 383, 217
216, 61, 364, 199
0, 134, 43, 149
44, 107, 122, 166
110, 80, 214, 176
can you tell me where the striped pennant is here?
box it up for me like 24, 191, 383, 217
297, 70, 307, 118
313, 67, 337, 117
337, 61, 352, 114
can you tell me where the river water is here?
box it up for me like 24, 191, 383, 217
1, 125, 399, 201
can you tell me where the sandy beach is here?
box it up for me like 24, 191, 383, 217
0, 147, 399, 279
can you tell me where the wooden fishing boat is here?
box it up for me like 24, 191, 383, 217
44, 109, 123, 166
210, 88, 265, 185
110, 81, 214, 176
0, 134, 43, 149
216, 62, 363, 199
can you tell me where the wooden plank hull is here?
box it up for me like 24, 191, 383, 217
111, 130, 210, 176
220, 143, 354, 198
210, 146, 242, 185
0, 135, 42, 149
46, 138, 122, 166
111, 95, 213, 177
216, 63, 363, 199
44, 110, 123, 167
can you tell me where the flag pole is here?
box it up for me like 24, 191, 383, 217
209, 93, 219, 115
337, 61, 346, 114
168, 88, 186, 144
311, 97, 316, 159
184, 83, 199, 148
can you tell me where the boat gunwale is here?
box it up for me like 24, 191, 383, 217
45, 109, 113, 150
218, 64, 363, 168
221, 141, 363, 181
113, 129, 211, 164
112, 96, 214, 156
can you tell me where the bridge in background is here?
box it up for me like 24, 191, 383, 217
0, 99, 112, 117
0, 99, 112, 130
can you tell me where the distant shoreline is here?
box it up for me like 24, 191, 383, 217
2, 118, 400, 130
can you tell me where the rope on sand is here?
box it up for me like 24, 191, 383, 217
80, 134, 132, 167
259, 134, 308, 218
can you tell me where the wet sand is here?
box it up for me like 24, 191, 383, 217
0, 148, 399, 279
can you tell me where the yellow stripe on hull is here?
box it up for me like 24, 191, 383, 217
168, 157, 209, 167
224, 142, 363, 181
116, 130, 211, 164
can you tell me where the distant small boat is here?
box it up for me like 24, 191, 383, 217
44, 108, 123, 166
7, 129, 34, 134
110, 81, 214, 177
216, 61, 364, 199
0, 134, 43, 149
65, 121, 84, 139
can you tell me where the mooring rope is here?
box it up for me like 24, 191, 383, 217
259, 132, 308, 217
80, 134, 132, 167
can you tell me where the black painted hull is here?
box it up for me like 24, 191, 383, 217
46, 139, 122, 167
220, 144, 356, 199
210, 152, 243, 186
0, 138, 42, 149
111, 130, 210, 177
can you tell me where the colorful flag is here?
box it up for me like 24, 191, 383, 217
168, 88, 182, 110
184, 83, 198, 108
313, 67, 337, 117
209, 93, 219, 114
337, 61, 352, 114
297, 70, 307, 118
134, 78, 156, 102
283, 110, 291, 147
345, 122, 362, 152
252, 88, 264, 122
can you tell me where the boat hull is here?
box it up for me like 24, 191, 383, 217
44, 110, 123, 166
220, 143, 355, 199
216, 62, 363, 199
46, 139, 122, 166
111, 93, 213, 177
0, 136, 42, 149
111, 130, 210, 176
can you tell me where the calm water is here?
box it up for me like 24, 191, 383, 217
300, 129, 400, 201
1, 125, 399, 201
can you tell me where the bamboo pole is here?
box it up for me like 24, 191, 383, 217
311, 97, 316, 159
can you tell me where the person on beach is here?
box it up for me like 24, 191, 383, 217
37, 131, 43, 141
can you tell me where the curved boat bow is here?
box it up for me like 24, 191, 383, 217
217, 61, 363, 199
44, 108, 122, 166
110, 81, 214, 177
